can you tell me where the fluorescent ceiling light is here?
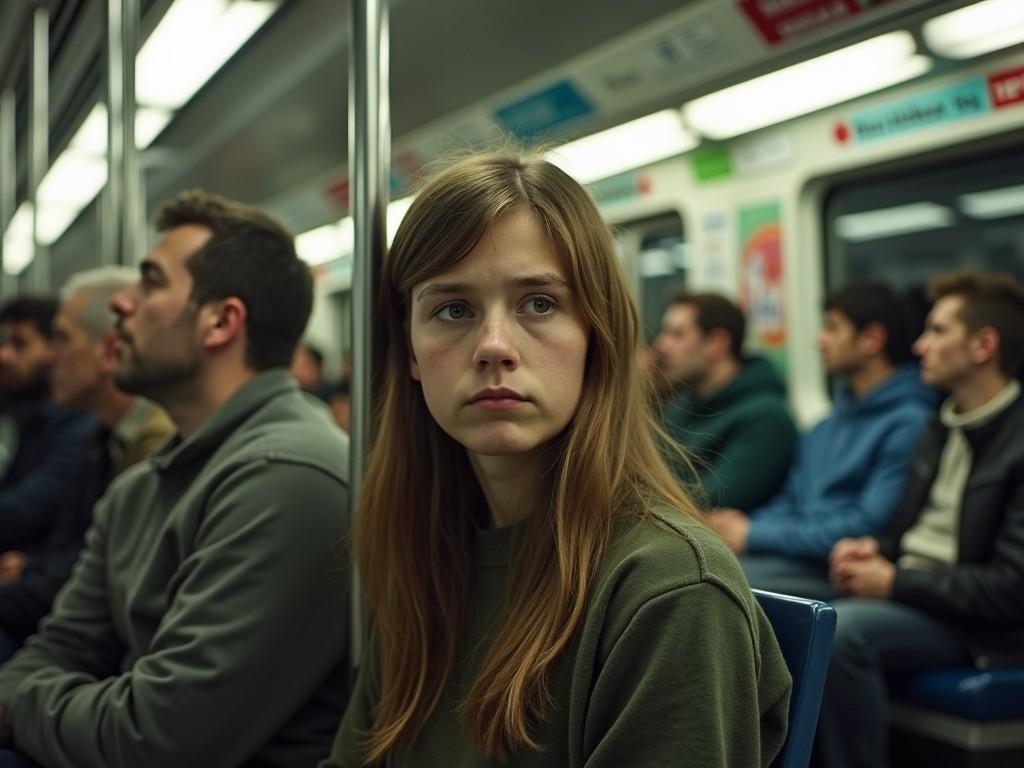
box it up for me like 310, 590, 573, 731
546, 110, 698, 184
71, 104, 109, 156
924, 0, 1024, 59
836, 202, 955, 242
137, 0, 279, 110
38, 152, 107, 211
70, 103, 174, 155
683, 32, 931, 140
296, 220, 353, 267
298, 196, 416, 266
136, 107, 174, 149
37, 125, 109, 247
960, 184, 1024, 219
2, 202, 35, 275
387, 196, 414, 245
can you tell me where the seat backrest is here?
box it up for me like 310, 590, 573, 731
752, 589, 837, 768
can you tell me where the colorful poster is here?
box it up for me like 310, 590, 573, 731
739, 202, 786, 370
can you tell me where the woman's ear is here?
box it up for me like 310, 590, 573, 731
409, 354, 421, 381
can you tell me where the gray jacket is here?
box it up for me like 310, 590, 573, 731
0, 369, 352, 768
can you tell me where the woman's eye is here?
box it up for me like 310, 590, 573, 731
436, 303, 470, 321
522, 296, 556, 315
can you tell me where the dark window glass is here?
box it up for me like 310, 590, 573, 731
824, 148, 1024, 332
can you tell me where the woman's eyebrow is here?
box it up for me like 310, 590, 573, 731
416, 274, 568, 302
416, 282, 469, 302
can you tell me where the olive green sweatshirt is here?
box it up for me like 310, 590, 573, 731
0, 370, 352, 768
324, 508, 791, 767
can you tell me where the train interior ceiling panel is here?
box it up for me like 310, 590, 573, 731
2, 0, 1024, 424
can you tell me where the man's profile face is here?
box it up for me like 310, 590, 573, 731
0, 320, 54, 397
109, 225, 211, 396
652, 304, 710, 388
51, 293, 108, 408
914, 296, 975, 391
818, 309, 865, 378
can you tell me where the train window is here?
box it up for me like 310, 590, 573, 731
824, 149, 1024, 330
614, 212, 687, 344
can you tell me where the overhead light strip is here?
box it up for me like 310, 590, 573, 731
32, 0, 279, 250
923, 0, 1024, 60
682, 31, 931, 140
545, 110, 699, 184
2, 202, 35, 275
136, 0, 280, 110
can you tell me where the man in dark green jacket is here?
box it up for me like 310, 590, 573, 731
0, 191, 351, 768
654, 293, 796, 510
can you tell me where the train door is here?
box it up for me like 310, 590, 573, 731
613, 211, 687, 344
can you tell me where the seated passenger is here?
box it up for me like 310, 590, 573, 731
0, 299, 94, 552
292, 340, 334, 402
711, 282, 932, 599
0, 191, 351, 768
653, 292, 797, 510
0, 268, 175, 659
323, 153, 791, 768
818, 271, 1024, 768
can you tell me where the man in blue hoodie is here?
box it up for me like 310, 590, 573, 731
711, 282, 934, 599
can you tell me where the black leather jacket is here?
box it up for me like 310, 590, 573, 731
880, 392, 1024, 667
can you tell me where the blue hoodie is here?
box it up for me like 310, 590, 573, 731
746, 365, 934, 561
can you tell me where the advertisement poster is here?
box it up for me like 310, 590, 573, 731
739, 202, 786, 372
697, 210, 736, 295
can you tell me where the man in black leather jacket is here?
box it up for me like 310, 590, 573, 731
817, 270, 1024, 768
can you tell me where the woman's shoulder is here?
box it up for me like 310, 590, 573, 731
598, 506, 758, 623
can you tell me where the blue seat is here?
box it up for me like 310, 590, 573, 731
752, 589, 837, 768
892, 667, 1024, 721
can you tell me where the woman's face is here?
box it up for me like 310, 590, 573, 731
409, 207, 590, 460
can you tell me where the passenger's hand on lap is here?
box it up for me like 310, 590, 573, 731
829, 537, 878, 567
0, 551, 26, 585
709, 508, 749, 554
830, 553, 895, 599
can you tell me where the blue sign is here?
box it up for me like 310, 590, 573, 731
494, 80, 594, 139
850, 79, 991, 143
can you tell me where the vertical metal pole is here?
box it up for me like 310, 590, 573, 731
0, 89, 14, 297
349, 0, 390, 664
29, 5, 49, 293
106, 0, 142, 266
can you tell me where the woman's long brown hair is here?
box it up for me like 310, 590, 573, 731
356, 151, 702, 763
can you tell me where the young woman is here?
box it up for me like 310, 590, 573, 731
324, 152, 791, 767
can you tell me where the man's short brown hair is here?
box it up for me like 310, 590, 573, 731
669, 293, 746, 359
930, 270, 1024, 377
155, 190, 313, 371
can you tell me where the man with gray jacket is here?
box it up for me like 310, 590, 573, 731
0, 191, 351, 768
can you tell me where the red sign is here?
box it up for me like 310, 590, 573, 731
989, 66, 1024, 110
740, 0, 862, 45
326, 178, 350, 211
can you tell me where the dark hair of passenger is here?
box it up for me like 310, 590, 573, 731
357, 151, 701, 761
824, 281, 913, 366
0, 296, 60, 339
929, 270, 1024, 377
154, 190, 313, 370
670, 292, 746, 359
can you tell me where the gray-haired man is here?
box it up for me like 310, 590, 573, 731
0, 268, 174, 658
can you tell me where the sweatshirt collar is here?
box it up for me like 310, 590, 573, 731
150, 369, 296, 471
941, 380, 1021, 431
